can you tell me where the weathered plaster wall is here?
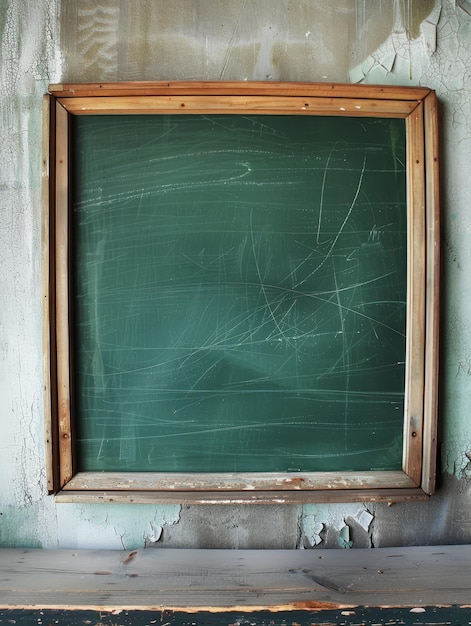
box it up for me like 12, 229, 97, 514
1, 0, 470, 550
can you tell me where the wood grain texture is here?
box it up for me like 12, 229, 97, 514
422, 91, 440, 495
55, 487, 428, 504
57, 94, 418, 117
403, 103, 426, 486
49, 81, 431, 101
63, 470, 417, 492
54, 102, 73, 487
0, 546, 469, 610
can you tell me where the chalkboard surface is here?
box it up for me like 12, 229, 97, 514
71, 113, 407, 474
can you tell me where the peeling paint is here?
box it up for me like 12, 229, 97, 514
145, 522, 163, 544
300, 504, 374, 549
419, 5, 471, 478
55, 504, 181, 550
350, 0, 438, 83
354, 509, 374, 533
308, 523, 324, 547
457, 0, 471, 15
338, 525, 353, 549
421, 20, 437, 54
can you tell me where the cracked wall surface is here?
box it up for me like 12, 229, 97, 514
1, 0, 471, 549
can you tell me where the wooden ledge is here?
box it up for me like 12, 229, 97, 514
48, 81, 432, 101
0, 546, 470, 611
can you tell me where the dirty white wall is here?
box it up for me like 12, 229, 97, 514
1, 0, 471, 549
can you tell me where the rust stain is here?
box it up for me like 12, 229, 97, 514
285, 477, 306, 487
0, 602, 353, 613
176, 601, 345, 613
287, 601, 340, 611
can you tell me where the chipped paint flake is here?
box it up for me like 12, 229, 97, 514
307, 523, 324, 546
380, 50, 396, 71
338, 525, 353, 549
56, 504, 181, 550
421, 20, 437, 54
361, 54, 375, 74
355, 509, 374, 532
145, 523, 163, 544
349, 64, 365, 83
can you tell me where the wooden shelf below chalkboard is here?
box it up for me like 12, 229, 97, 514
1, 545, 469, 611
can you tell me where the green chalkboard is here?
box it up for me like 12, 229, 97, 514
71, 113, 407, 474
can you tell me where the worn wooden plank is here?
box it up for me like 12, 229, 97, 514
54, 101, 73, 487
422, 91, 440, 495
55, 488, 428, 504
0, 547, 469, 610
57, 95, 418, 117
49, 81, 431, 102
403, 103, 426, 486
64, 470, 416, 492
60, 470, 422, 505
42, 95, 56, 493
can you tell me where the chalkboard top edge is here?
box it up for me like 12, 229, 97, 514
48, 81, 432, 102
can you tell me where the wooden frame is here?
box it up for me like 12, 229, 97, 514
43, 82, 439, 503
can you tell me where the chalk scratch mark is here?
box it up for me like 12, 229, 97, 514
296, 152, 368, 287
219, 0, 248, 79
